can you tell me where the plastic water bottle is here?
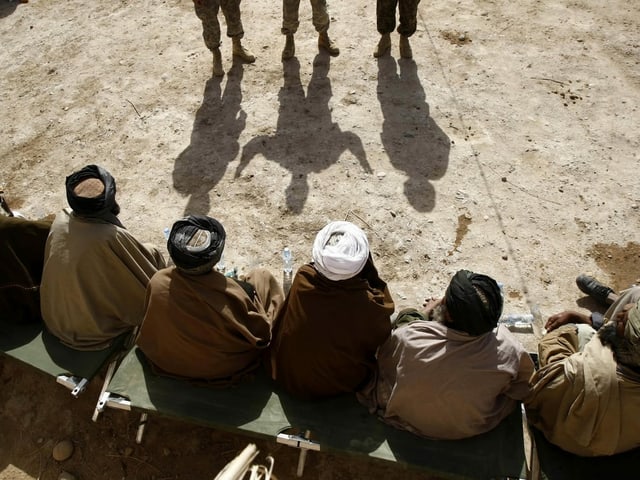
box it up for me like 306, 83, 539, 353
282, 247, 293, 293
216, 252, 226, 273
499, 313, 534, 333
163, 227, 170, 240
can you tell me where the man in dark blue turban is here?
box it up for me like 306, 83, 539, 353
358, 269, 534, 440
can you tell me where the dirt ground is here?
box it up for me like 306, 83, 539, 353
1, 0, 639, 478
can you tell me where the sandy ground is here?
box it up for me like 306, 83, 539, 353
1, 0, 639, 478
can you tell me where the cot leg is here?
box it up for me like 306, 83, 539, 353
136, 413, 148, 444
295, 430, 311, 477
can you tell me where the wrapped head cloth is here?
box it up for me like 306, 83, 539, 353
444, 270, 503, 336
312, 221, 369, 281
66, 164, 122, 227
168, 215, 225, 275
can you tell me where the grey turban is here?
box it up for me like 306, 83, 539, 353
444, 270, 503, 336
168, 215, 225, 275
312, 221, 370, 281
65, 164, 122, 227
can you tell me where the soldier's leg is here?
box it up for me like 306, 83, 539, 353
220, 0, 255, 62
194, 0, 224, 76
312, 0, 339, 56
374, 0, 397, 57
398, 0, 420, 58
282, 0, 301, 60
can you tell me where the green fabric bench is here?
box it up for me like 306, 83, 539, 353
529, 426, 640, 480
0, 320, 129, 397
97, 347, 527, 479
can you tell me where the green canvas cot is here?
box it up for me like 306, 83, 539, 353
97, 347, 528, 479
528, 426, 640, 480
0, 320, 130, 397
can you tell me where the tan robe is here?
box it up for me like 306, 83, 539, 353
359, 321, 534, 439
268, 259, 394, 399
526, 319, 640, 456
40, 210, 166, 349
136, 267, 284, 384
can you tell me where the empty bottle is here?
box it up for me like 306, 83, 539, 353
282, 247, 293, 293
216, 252, 226, 274
499, 313, 534, 333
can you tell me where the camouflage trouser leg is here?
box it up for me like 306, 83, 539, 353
376, 0, 420, 36
282, 0, 330, 35
194, 0, 244, 51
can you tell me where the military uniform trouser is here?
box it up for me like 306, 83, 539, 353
281, 0, 330, 35
376, 0, 421, 37
194, 0, 244, 51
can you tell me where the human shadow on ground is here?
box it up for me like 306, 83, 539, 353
377, 57, 450, 212
236, 54, 371, 214
0, 0, 25, 19
173, 60, 245, 216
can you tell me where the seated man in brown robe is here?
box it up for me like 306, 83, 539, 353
40, 165, 166, 349
526, 285, 640, 456
136, 215, 285, 384
268, 220, 395, 399
358, 270, 534, 439
0, 214, 51, 324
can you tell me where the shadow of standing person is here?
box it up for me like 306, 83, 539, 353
173, 60, 245, 216
0, 0, 27, 19
377, 57, 450, 212
237, 55, 371, 214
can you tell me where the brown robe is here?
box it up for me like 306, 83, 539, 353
136, 267, 284, 384
40, 210, 166, 349
268, 259, 394, 399
0, 215, 51, 324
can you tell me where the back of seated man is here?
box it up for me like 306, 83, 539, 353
525, 283, 640, 456
268, 220, 395, 399
40, 165, 166, 350
136, 215, 285, 384
358, 270, 535, 440
0, 215, 52, 324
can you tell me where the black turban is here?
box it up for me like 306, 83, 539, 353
444, 270, 503, 336
65, 164, 122, 227
168, 215, 225, 275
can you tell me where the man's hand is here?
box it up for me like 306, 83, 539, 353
545, 311, 591, 332
421, 297, 442, 316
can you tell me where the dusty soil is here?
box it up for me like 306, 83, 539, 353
1, 0, 639, 478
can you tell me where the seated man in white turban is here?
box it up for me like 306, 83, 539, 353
526, 285, 640, 456
40, 165, 166, 349
268, 220, 395, 399
136, 215, 285, 384
359, 270, 534, 439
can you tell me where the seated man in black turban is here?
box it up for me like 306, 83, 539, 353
40, 164, 166, 349
358, 269, 534, 439
136, 215, 285, 384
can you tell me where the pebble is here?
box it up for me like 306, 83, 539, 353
52, 439, 74, 462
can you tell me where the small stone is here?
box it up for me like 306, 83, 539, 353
502, 255, 508, 261
501, 177, 507, 182
52, 440, 74, 462
376, 171, 387, 179
632, 204, 638, 210
58, 472, 76, 480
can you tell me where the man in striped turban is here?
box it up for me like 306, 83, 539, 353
136, 215, 285, 384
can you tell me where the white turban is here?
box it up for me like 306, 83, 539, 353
312, 221, 370, 281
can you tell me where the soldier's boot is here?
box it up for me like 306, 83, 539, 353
232, 37, 256, 63
318, 31, 340, 56
282, 34, 295, 60
399, 35, 413, 59
373, 33, 391, 58
212, 47, 224, 77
